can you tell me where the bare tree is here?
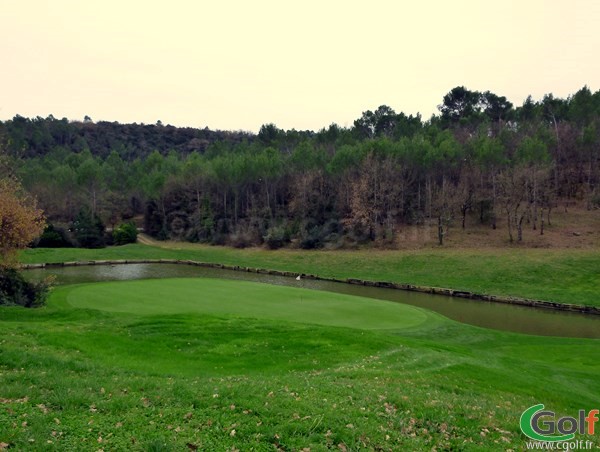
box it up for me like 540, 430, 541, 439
498, 167, 528, 243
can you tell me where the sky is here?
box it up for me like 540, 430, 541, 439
2, 0, 600, 132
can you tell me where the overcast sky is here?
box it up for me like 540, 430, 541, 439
2, 0, 600, 132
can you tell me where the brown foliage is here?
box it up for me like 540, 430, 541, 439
0, 178, 45, 267
345, 153, 404, 241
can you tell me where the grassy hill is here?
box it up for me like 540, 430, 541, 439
1, 277, 598, 450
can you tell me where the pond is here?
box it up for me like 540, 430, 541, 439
24, 263, 600, 339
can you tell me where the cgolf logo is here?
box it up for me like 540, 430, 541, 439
520, 404, 598, 442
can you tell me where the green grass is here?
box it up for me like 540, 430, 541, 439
1, 277, 599, 450
66, 278, 431, 330
21, 243, 600, 306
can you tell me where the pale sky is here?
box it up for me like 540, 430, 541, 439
2, 0, 600, 132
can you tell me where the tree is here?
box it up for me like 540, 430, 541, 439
473, 135, 507, 229
498, 168, 528, 243
140, 152, 168, 236
7, 87, 600, 251
0, 178, 46, 266
345, 152, 403, 243
516, 136, 551, 232
516, 95, 541, 123
257, 123, 282, 146
439, 86, 481, 124
353, 105, 398, 139
456, 165, 475, 230
72, 207, 105, 248
481, 91, 513, 129
0, 144, 50, 306
430, 175, 459, 246
391, 112, 423, 139
254, 147, 283, 218
579, 123, 600, 209
0, 134, 14, 177
568, 86, 596, 126
76, 156, 104, 216
187, 196, 214, 243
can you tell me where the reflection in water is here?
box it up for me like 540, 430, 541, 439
24, 264, 600, 339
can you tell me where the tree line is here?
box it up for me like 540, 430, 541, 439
4, 85, 600, 248
0, 116, 253, 159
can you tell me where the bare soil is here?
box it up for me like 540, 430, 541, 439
394, 199, 600, 250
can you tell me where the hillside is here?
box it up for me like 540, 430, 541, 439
4, 86, 600, 250
0, 116, 254, 159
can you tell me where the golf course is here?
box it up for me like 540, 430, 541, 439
0, 244, 599, 450
4, 2, 600, 448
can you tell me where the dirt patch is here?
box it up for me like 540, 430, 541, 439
394, 200, 600, 250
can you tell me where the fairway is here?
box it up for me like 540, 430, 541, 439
66, 277, 432, 330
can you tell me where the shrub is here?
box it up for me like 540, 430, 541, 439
112, 222, 138, 246
299, 226, 322, 249
264, 226, 289, 249
229, 231, 254, 249
0, 267, 52, 308
35, 224, 73, 248
72, 208, 106, 248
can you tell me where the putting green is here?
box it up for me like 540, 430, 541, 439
66, 277, 433, 330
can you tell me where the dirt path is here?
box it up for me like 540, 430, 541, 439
137, 233, 160, 247
136, 233, 216, 251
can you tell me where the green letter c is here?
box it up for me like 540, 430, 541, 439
520, 404, 576, 442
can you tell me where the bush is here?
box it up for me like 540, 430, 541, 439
299, 226, 322, 249
35, 224, 73, 248
229, 231, 255, 249
0, 267, 52, 308
263, 226, 289, 249
112, 222, 138, 246
72, 208, 106, 248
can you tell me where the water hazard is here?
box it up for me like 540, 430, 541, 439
24, 263, 600, 339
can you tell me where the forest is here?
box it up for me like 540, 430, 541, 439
2, 85, 600, 249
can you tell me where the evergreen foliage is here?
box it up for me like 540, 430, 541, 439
0, 267, 51, 307
112, 222, 138, 246
72, 207, 106, 248
35, 223, 73, 248
6, 86, 600, 247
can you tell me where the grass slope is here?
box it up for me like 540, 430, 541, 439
1, 278, 599, 450
22, 242, 600, 306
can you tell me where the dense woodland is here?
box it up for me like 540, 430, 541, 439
2, 86, 600, 248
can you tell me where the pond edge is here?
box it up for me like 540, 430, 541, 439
21, 259, 600, 316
